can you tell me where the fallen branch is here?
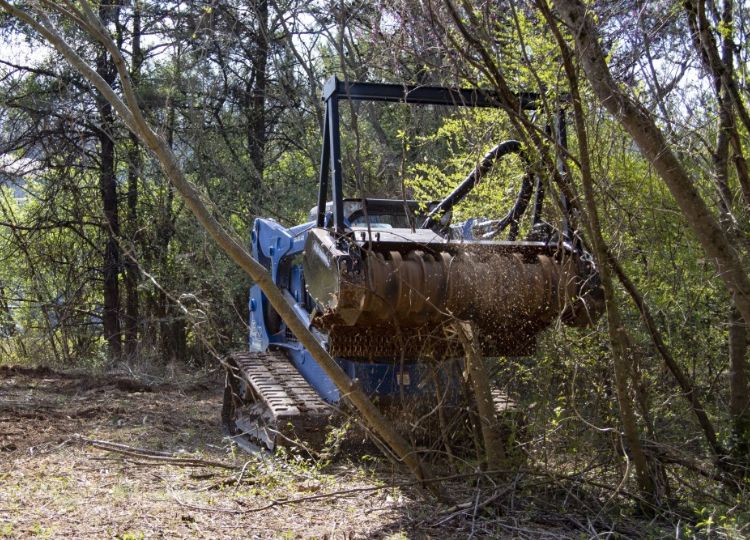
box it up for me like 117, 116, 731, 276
74, 435, 239, 470
170, 469, 525, 515
434, 486, 513, 526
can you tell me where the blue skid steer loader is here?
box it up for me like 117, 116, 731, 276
222, 78, 604, 453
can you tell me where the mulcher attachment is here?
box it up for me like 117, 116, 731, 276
222, 351, 332, 453
304, 226, 603, 358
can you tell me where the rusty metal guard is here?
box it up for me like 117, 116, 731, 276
304, 227, 603, 358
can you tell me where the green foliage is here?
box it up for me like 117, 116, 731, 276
118, 531, 145, 540
404, 108, 527, 221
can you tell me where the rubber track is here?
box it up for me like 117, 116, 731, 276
229, 351, 330, 420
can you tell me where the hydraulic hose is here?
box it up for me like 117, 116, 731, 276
421, 140, 526, 230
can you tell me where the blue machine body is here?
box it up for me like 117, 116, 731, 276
248, 215, 444, 405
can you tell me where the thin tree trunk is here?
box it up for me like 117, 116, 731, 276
98, 116, 121, 361
247, 0, 268, 202
552, 0, 750, 332
158, 99, 180, 362
124, 0, 142, 358
95, 1, 121, 361
694, 0, 750, 469
728, 306, 750, 460
454, 321, 506, 470
539, 0, 656, 500
0, 286, 15, 337
716, 0, 750, 466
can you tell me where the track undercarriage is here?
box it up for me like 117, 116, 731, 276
222, 351, 332, 453
222, 348, 526, 461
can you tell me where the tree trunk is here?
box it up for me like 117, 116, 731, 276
95, 2, 122, 361
716, 0, 750, 468
123, 0, 142, 358
696, 0, 750, 470
158, 98, 179, 363
454, 321, 506, 470
539, 0, 657, 500
0, 286, 16, 337
728, 307, 750, 461
162, 313, 187, 363
247, 0, 268, 202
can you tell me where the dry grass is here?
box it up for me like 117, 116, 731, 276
0, 365, 723, 539
0, 366, 414, 538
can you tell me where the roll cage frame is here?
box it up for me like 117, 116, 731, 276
315, 76, 570, 239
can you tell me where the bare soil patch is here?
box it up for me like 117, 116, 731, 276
0, 366, 443, 538
0, 366, 670, 539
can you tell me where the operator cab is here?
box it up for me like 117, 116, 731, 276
308, 198, 435, 230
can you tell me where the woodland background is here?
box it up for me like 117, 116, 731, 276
0, 0, 749, 535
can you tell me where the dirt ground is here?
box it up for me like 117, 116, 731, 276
0, 366, 425, 539
0, 365, 677, 539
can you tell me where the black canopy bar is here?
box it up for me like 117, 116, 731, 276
322, 77, 541, 110
316, 76, 548, 234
